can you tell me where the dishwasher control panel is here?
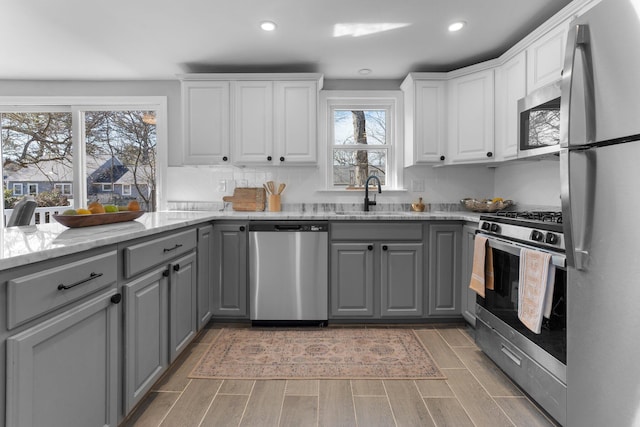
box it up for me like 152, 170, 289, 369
249, 222, 329, 232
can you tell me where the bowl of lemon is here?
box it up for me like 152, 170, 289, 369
53, 201, 144, 228
460, 197, 514, 213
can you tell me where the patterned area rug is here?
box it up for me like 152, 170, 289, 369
189, 328, 446, 380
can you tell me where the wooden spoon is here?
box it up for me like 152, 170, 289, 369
277, 183, 286, 195
263, 183, 271, 195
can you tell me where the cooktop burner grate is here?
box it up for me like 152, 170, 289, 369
495, 210, 563, 223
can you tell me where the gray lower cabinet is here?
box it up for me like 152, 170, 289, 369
330, 242, 375, 317
123, 267, 169, 413
330, 222, 424, 319
121, 228, 199, 415
6, 289, 119, 427
197, 225, 214, 330
212, 223, 248, 317
460, 223, 478, 326
381, 243, 424, 317
428, 223, 462, 317
169, 251, 197, 361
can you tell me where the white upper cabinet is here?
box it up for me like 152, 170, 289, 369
495, 51, 527, 161
180, 73, 322, 166
232, 81, 275, 164
447, 69, 495, 163
401, 74, 447, 165
526, 21, 569, 93
233, 77, 320, 165
181, 81, 231, 164
274, 81, 318, 164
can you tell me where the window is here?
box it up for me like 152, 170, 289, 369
54, 183, 72, 195
321, 91, 402, 190
121, 184, 132, 196
0, 97, 166, 216
12, 183, 23, 196
27, 183, 38, 195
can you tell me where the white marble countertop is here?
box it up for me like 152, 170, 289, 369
0, 210, 480, 271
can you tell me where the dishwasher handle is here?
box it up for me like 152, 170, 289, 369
275, 224, 302, 231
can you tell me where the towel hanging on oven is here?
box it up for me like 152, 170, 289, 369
469, 235, 494, 297
518, 248, 556, 334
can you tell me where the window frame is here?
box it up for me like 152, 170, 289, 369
54, 183, 72, 196
101, 183, 113, 192
121, 184, 132, 196
0, 96, 167, 213
12, 183, 23, 196
319, 90, 404, 191
27, 183, 38, 195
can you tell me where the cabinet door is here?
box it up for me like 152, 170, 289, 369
197, 225, 214, 330
212, 223, 248, 317
428, 224, 462, 317
182, 81, 231, 164
330, 242, 375, 317
6, 289, 119, 427
495, 52, 527, 161
380, 243, 424, 317
123, 267, 169, 413
169, 251, 197, 362
405, 79, 447, 164
448, 69, 495, 163
527, 22, 568, 92
460, 225, 478, 326
233, 81, 274, 164
274, 80, 318, 164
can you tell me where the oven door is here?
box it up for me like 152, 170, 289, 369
476, 233, 567, 365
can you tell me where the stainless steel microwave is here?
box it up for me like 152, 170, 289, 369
517, 81, 561, 159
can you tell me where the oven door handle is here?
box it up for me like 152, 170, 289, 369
485, 235, 566, 268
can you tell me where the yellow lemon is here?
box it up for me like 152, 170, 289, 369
77, 208, 92, 215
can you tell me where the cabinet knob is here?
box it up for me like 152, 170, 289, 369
440, 155, 445, 161
382, 245, 388, 251
367, 245, 373, 251
279, 156, 285, 162
222, 156, 228, 162
239, 226, 246, 232
267, 156, 272, 161
486, 152, 493, 158
163, 270, 170, 277
111, 293, 122, 304
173, 264, 180, 272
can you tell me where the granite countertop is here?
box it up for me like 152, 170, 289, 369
0, 210, 481, 271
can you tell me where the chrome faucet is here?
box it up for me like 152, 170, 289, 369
364, 175, 382, 211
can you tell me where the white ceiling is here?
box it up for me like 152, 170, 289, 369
1, 0, 573, 81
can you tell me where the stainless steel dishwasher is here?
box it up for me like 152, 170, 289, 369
249, 221, 328, 325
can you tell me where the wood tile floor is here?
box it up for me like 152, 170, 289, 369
120, 322, 560, 427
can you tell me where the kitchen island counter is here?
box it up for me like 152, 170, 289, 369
0, 210, 480, 270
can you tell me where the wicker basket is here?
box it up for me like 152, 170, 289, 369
460, 198, 514, 213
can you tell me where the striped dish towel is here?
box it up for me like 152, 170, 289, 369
518, 248, 556, 333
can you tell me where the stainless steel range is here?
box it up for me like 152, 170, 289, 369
474, 210, 567, 425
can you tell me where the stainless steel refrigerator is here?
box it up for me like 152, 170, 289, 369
561, 1, 640, 425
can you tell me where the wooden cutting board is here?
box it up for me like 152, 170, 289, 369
222, 188, 266, 211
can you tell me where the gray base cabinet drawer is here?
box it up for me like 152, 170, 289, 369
124, 229, 197, 278
7, 250, 117, 330
331, 222, 422, 241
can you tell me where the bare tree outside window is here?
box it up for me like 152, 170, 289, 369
333, 109, 387, 188
1, 110, 157, 211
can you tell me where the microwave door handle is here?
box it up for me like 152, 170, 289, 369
560, 23, 595, 271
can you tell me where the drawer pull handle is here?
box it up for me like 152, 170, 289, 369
58, 272, 103, 290
500, 344, 522, 366
163, 243, 183, 253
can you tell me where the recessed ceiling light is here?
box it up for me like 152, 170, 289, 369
260, 21, 277, 32
358, 68, 372, 75
448, 21, 466, 32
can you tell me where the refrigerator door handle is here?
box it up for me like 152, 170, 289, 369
560, 22, 596, 271
560, 23, 596, 149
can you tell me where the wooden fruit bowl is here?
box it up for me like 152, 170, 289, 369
53, 211, 145, 228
